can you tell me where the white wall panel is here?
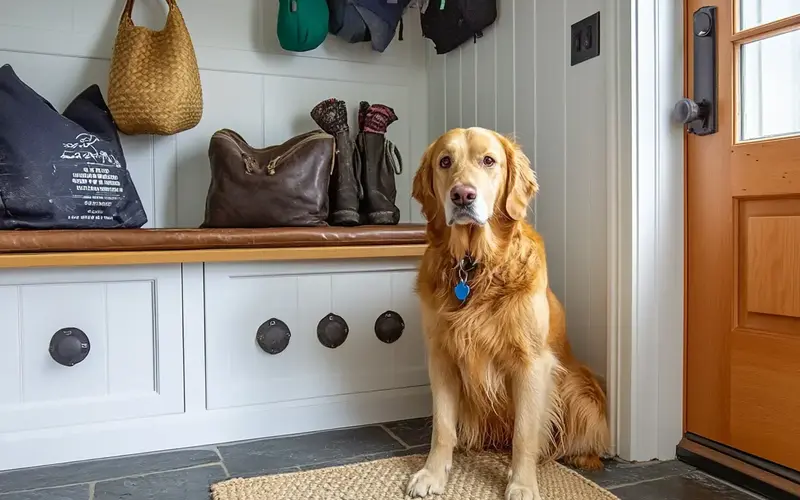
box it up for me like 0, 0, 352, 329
0, 0, 428, 228
175, 70, 265, 228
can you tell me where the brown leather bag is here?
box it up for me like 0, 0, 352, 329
202, 129, 335, 228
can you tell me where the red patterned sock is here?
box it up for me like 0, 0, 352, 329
363, 104, 398, 134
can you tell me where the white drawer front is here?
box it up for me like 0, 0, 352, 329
0, 265, 184, 432
204, 260, 428, 410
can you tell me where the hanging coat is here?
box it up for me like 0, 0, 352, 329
327, 0, 412, 52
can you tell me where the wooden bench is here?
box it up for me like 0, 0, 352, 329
0, 224, 428, 268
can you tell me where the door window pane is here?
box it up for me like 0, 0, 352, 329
740, 29, 800, 141
740, 0, 800, 31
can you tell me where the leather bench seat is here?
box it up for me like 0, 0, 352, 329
0, 224, 427, 254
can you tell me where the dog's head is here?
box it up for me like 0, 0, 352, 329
412, 127, 538, 228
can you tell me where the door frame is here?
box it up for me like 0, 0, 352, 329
606, 0, 686, 462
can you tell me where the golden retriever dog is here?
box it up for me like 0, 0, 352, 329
406, 128, 609, 500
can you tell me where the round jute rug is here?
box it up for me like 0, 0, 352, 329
210, 452, 619, 500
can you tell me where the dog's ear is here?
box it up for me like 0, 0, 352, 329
412, 141, 439, 222
497, 133, 538, 221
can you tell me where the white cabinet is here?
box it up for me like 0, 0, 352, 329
203, 260, 428, 410
0, 265, 184, 433
0, 258, 430, 472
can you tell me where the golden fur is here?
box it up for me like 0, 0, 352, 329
406, 128, 609, 500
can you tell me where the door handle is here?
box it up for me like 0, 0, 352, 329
673, 6, 717, 135
673, 98, 709, 125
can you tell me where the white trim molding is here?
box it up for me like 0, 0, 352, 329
608, 0, 685, 462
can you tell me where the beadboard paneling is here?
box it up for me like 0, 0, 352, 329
425, 0, 609, 375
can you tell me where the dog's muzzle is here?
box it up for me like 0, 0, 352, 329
446, 184, 487, 226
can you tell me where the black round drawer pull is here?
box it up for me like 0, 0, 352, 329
375, 310, 405, 344
256, 318, 291, 355
317, 313, 349, 348
49, 327, 90, 367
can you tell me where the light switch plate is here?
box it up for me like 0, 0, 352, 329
571, 11, 601, 66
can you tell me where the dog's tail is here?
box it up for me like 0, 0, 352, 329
557, 363, 610, 470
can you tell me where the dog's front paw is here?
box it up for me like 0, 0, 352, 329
505, 482, 542, 500
406, 467, 449, 497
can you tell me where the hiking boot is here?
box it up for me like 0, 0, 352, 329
310, 98, 360, 226
354, 102, 403, 225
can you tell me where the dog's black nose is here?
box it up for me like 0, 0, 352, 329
450, 184, 477, 207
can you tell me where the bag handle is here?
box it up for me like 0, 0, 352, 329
121, 0, 178, 21
384, 138, 403, 176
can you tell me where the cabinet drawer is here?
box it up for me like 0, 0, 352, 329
204, 260, 428, 410
0, 265, 184, 433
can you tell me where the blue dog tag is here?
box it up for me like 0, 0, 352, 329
454, 281, 470, 301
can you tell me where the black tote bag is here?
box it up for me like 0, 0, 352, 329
0, 64, 147, 229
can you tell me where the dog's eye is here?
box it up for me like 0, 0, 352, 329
482, 156, 495, 167
439, 156, 452, 169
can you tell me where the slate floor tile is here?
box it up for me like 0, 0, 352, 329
218, 425, 405, 477
0, 485, 90, 500
0, 419, 769, 500
577, 458, 696, 488
93, 464, 227, 500
382, 417, 433, 448
0, 449, 219, 494
612, 471, 762, 500
298, 446, 431, 472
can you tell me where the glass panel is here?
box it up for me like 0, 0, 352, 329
739, 0, 800, 31
739, 29, 800, 141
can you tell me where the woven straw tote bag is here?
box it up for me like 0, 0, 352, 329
108, 0, 203, 135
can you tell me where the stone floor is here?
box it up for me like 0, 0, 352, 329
0, 418, 765, 500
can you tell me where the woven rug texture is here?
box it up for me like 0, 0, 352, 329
211, 452, 619, 500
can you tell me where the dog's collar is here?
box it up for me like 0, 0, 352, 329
456, 254, 478, 274
453, 253, 478, 303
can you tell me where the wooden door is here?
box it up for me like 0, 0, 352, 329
684, 0, 800, 479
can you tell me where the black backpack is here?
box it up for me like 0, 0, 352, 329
421, 0, 496, 55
